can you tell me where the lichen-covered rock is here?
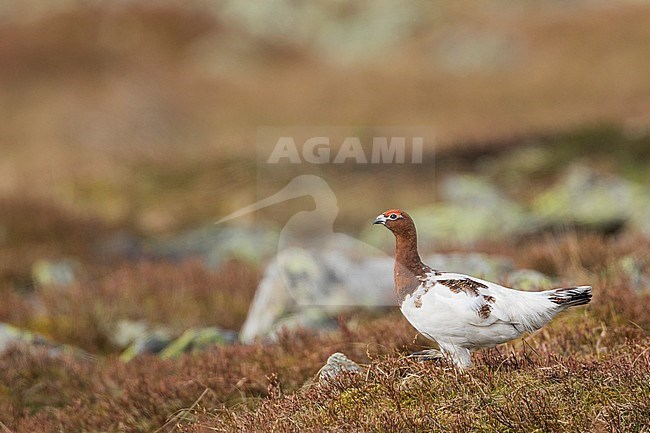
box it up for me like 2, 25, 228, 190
0, 323, 49, 355
159, 327, 236, 359
239, 247, 395, 343
119, 331, 173, 362
532, 164, 635, 232
416, 174, 533, 245
0, 323, 87, 358
114, 321, 237, 360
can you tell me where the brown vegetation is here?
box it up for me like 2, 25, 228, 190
1, 225, 649, 432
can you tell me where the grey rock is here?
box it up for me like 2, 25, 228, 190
239, 259, 293, 344
277, 247, 396, 307
239, 246, 396, 343
239, 247, 395, 343
319, 352, 362, 383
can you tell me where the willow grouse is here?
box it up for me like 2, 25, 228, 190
374, 209, 592, 369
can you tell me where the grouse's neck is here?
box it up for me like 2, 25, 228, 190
393, 225, 426, 302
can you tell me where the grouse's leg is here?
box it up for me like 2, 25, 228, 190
407, 348, 445, 361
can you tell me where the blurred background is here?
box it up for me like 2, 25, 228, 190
1, 0, 650, 354
2, 2, 650, 431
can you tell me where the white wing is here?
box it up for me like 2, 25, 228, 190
402, 271, 561, 348
432, 272, 560, 330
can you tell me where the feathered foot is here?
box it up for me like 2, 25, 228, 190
407, 348, 445, 361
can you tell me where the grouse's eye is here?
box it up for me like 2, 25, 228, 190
389, 213, 398, 220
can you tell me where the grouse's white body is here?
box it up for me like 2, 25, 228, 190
374, 209, 592, 369
400, 270, 591, 368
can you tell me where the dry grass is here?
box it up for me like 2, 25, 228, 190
201, 345, 649, 433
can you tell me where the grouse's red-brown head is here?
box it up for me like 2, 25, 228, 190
373, 209, 416, 236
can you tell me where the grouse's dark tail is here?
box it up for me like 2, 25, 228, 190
548, 286, 592, 308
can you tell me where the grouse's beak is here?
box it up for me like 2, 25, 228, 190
373, 214, 387, 225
